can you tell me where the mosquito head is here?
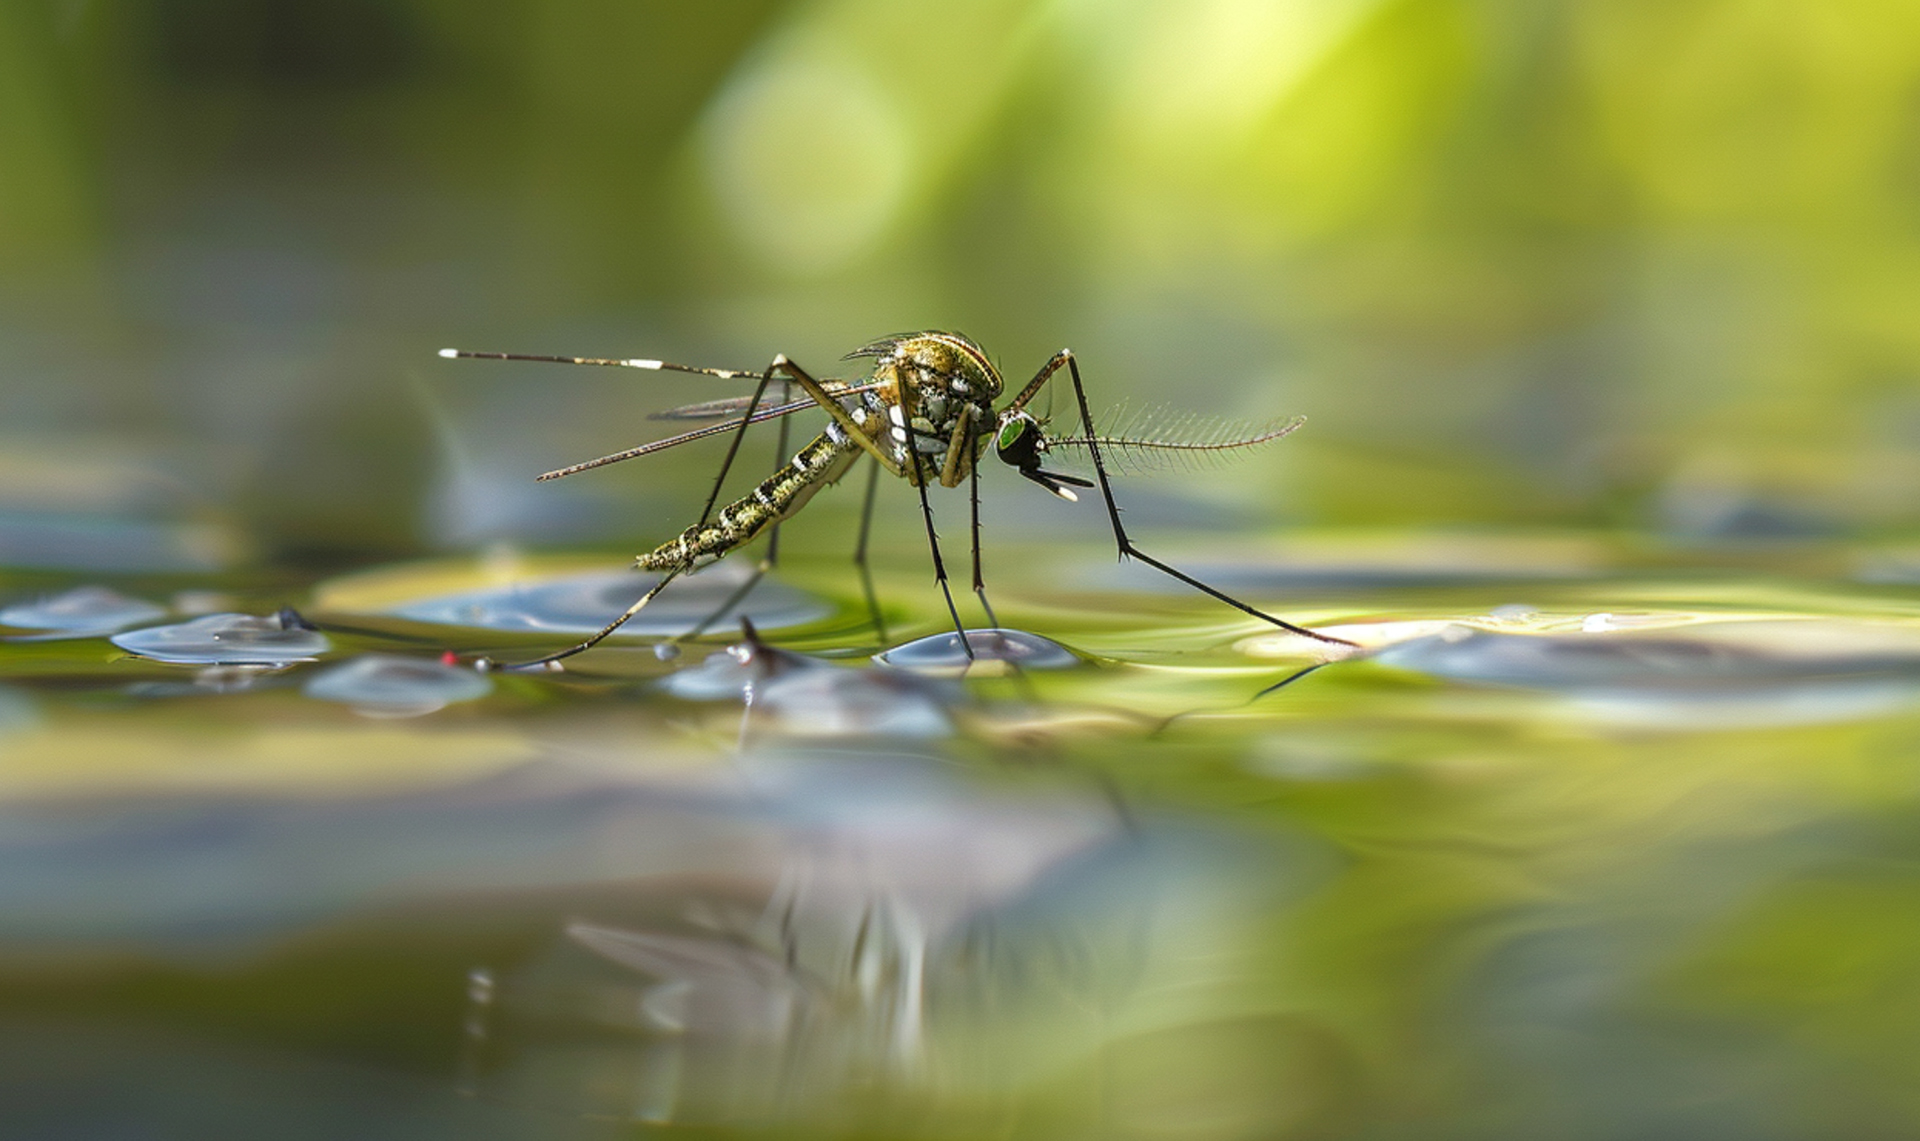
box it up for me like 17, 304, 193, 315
993, 410, 1041, 465
994, 410, 1093, 501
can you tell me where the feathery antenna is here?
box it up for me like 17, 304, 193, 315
1038, 408, 1306, 474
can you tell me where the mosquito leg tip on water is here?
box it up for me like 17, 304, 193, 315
437, 347, 459, 358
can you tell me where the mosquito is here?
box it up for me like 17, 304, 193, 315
437, 330, 1358, 668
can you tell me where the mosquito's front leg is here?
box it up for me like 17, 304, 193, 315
1005, 349, 1073, 416
1042, 349, 1358, 651
966, 422, 1000, 629
912, 450, 974, 659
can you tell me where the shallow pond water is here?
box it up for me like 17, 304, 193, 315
7, 532, 1920, 1139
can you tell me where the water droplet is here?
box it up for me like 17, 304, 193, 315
663, 640, 954, 737
874, 628, 1079, 674
1, 586, 166, 639
111, 612, 331, 665
653, 642, 681, 662
303, 653, 493, 716
383, 564, 829, 638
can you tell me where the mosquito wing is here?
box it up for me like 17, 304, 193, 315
650, 380, 879, 421
1037, 407, 1307, 475
537, 381, 886, 482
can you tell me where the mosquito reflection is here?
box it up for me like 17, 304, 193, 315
456, 751, 1323, 1126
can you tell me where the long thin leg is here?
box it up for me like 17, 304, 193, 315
913, 454, 974, 660
1035, 351, 1357, 650
493, 362, 787, 669
967, 443, 1041, 697
490, 567, 687, 670
694, 368, 776, 528
675, 557, 766, 646
492, 354, 896, 668
853, 457, 889, 642
968, 436, 1000, 629
676, 382, 794, 645
763, 380, 793, 568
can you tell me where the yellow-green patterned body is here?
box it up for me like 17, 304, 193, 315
636, 331, 1004, 573
637, 431, 860, 571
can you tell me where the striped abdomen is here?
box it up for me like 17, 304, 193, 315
637, 430, 860, 572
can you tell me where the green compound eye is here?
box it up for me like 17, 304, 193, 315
996, 416, 1030, 452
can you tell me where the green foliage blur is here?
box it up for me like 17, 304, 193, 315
3, 0, 1919, 561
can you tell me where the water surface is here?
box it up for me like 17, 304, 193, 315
6, 531, 1920, 1139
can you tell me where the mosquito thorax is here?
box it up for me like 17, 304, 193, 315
844, 331, 1004, 482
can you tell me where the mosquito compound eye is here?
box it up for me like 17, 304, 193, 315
995, 415, 1033, 460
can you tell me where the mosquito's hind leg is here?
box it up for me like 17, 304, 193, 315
672, 382, 794, 646
487, 565, 689, 670
1049, 350, 1358, 651
494, 360, 794, 670
853, 456, 889, 642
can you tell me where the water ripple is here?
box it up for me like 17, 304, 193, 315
303, 654, 494, 717
664, 641, 956, 738
874, 628, 1079, 674
1375, 619, 1920, 727
386, 564, 829, 637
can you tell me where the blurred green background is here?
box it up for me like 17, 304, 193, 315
15, 8, 1920, 1137
5, 0, 1920, 566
